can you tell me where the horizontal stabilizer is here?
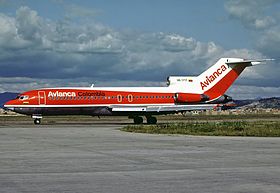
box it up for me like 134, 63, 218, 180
226, 59, 274, 67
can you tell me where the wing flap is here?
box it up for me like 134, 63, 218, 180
112, 107, 147, 112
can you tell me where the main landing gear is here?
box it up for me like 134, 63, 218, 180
146, 116, 157, 124
32, 115, 42, 125
131, 116, 157, 124
133, 116, 143, 124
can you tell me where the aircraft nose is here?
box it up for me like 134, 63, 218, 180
3, 106, 14, 111
4, 100, 15, 111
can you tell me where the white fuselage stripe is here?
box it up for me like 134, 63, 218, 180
4, 103, 177, 108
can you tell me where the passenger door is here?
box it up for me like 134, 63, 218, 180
38, 91, 46, 105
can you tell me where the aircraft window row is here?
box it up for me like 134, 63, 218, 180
48, 95, 172, 100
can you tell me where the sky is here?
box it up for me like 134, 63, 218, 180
0, 0, 279, 99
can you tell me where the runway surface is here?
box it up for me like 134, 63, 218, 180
0, 124, 280, 193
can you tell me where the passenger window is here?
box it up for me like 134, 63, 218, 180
117, 95, 122, 102
128, 94, 133, 102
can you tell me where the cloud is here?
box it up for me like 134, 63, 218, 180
224, 0, 280, 96
0, 7, 226, 80
0, 6, 278, 99
64, 4, 101, 19
16, 6, 43, 42
51, 0, 101, 19
228, 85, 280, 99
0, 77, 165, 93
257, 26, 280, 57
225, 0, 280, 58
225, 0, 278, 30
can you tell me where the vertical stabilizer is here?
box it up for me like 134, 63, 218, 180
196, 58, 268, 100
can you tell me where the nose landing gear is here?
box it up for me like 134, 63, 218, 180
32, 115, 42, 125
34, 118, 41, 125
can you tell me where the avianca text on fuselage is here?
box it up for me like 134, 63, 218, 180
48, 91, 76, 97
78, 91, 105, 96
200, 64, 227, 90
47, 91, 107, 98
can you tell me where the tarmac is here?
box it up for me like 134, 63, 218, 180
0, 124, 280, 193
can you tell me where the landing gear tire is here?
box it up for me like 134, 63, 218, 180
146, 116, 157, 124
34, 118, 41, 125
133, 116, 143, 124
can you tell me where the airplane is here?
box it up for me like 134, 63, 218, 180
4, 58, 270, 124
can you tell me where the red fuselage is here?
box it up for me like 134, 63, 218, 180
4, 88, 212, 117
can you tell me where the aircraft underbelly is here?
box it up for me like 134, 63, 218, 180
14, 107, 113, 116
13, 103, 219, 116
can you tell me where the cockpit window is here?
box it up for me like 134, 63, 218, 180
18, 95, 29, 100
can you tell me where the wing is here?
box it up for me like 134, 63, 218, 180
110, 104, 222, 113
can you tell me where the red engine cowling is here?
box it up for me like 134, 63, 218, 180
174, 93, 209, 103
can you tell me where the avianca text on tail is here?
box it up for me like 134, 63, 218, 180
4, 58, 270, 124
200, 64, 227, 90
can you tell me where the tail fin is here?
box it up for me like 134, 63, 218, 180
197, 58, 271, 100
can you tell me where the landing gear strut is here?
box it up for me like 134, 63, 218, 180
32, 115, 42, 125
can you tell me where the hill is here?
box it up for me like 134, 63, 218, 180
0, 92, 19, 108
234, 97, 280, 109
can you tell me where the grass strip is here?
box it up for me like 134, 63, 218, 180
121, 121, 280, 137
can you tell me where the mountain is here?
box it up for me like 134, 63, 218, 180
234, 99, 257, 107
234, 97, 280, 109
0, 92, 19, 108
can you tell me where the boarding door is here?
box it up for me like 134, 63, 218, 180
38, 91, 46, 105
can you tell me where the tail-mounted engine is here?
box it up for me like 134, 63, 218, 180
209, 94, 233, 104
174, 93, 209, 103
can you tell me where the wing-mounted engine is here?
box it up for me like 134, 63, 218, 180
174, 93, 209, 103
